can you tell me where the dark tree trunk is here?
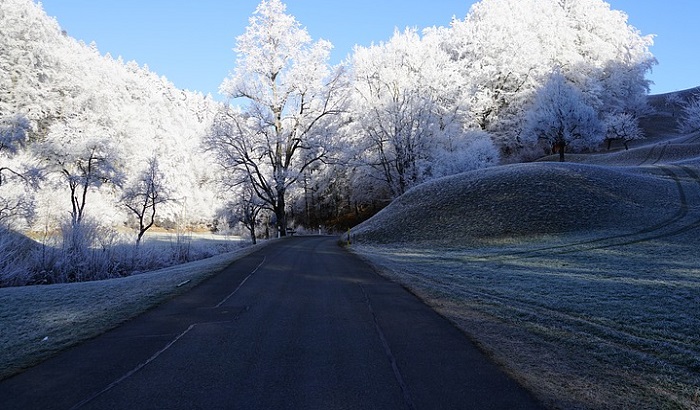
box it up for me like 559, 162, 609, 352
555, 141, 566, 162
275, 193, 286, 237
248, 226, 257, 245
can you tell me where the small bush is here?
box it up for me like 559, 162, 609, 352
678, 96, 700, 134
0, 228, 34, 286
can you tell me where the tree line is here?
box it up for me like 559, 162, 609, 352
206, 0, 656, 238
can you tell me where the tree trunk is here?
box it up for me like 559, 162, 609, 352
248, 226, 257, 245
557, 141, 566, 162
135, 212, 146, 246
136, 230, 145, 246
275, 193, 287, 237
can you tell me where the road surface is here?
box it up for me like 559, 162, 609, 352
0, 236, 543, 409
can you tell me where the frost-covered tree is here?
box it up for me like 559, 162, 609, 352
41, 119, 123, 225
121, 156, 170, 245
430, 130, 500, 178
0, 114, 30, 186
524, 72, 604, 162
0, 0, 66, 135
222, 184, 266, 244
348, 28, 485, 198
212, 0, 347, 236
1, 0, 221, 231
678, 96, 700, 134
0, 0, 661, 235
664, 93, 684, 118
441, 0, 655, 155
0, 115, 33, 224
604, 112, 644, 150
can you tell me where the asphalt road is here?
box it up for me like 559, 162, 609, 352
0, 236, 544, 409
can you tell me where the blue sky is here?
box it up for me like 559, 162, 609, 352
38, 0, 698, 97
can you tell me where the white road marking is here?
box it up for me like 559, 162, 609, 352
70, 256, 267, 408
215, 256, 266, 308
70, 324, 196, 409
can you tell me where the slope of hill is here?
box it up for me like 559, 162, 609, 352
350, 88, 700, 409
351, 162, 677, 244
352, 87, 700, 245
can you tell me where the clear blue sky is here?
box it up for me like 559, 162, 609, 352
38, 0, 698, 97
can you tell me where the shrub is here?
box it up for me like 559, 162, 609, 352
678, 96, 700, 133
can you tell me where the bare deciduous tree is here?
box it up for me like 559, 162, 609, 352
209, 0, 347, 237
121, 156, 170, 245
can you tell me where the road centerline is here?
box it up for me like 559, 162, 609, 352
69, 324, 197, 410
215, 256, 266, 308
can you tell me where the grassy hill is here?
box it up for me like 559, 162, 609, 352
353, 87, 700, 245
351, 162, 677, 244
350, 88, 700, 409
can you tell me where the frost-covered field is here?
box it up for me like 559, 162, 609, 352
0, 237, 267, 380
350, 106, 700, 409
354, 236, 700, 409
136, 231, 247, 261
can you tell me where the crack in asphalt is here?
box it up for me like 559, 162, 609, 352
359, 284, 416, 410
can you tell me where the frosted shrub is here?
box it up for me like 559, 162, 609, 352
678, 96, 700, 134
126, 243, 172, 273
1, 224, 247, 287
170, 231, 192, 263
52, 219, 120, 282
0, 228, 33, 286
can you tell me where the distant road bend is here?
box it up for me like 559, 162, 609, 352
0, 236, 543, 409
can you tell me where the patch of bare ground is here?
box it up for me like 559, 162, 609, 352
350, 89, 700, 409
